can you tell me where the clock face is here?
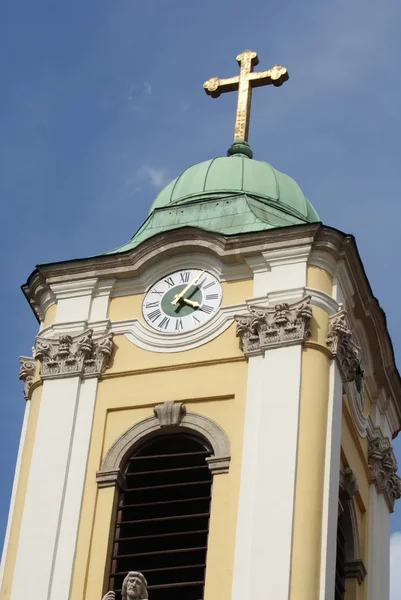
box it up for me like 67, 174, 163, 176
142, 269, 223, 333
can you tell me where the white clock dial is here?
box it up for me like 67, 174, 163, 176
142, 269, 223, 333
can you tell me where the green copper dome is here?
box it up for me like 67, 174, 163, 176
106, 147, 319, 255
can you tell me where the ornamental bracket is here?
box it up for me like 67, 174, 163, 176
368, 430, 401, 512
327, 310, 360, 382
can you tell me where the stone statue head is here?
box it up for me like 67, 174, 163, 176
121, 571, 148, 600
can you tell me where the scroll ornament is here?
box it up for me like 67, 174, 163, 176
19, 356, 36, 400
368, 435, 401, 512
326, 311, 360, 382
235, 296, 312, 356
34, 329, 113, 379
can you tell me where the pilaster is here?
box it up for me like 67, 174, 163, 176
233, 293, 311, 600
10, 328, 114, 600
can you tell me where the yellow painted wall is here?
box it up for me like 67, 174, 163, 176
70, 278, 252, 600
0, 385, 43, 598
307, 265, 333, 296
43, 303, 57, 328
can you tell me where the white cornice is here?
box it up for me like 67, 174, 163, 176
39, 319, 111, 339
50, 278, 99, 300
262, 244, 312, 267
248, 287, 340, 315
308, 249, 338, 276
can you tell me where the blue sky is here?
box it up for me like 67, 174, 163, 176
1, 0, 401, 593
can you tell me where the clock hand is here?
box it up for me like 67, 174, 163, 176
180, 298, 200, 309
171, 270, 205, 305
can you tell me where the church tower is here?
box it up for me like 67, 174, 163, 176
1, 50, 401, 600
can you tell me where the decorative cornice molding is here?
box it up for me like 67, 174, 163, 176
327, 310, 360, 382
34, 329, 114, 380
49, 278, 99, 301
97, 403, 231, 487
18, 356, 36, 401
235, 295, 312, 356
368, 431, 401, 512
154, 401, 186, 427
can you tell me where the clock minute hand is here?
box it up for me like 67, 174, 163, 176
171, 270, 205, 305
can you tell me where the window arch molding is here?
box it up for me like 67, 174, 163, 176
96, 401, 231, 488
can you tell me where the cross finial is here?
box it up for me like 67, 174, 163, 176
203, 50, 288, 154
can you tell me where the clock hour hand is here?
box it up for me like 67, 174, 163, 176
171, 270, 205, 305
180, 298, 200, 309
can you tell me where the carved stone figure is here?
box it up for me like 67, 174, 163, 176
102, 571, 148, 600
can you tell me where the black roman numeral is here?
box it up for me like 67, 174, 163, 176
203, 281, 216, 289
205, 293, 219, 300
145, 301, 159, 309
152, 289, 163, 296
164, 276, 175, 287
200, 304, 213, 314
192, 315, 201, 324
148, 309, 162, 322
175, 319, 184, 331
180, 272, 190, 283
158, 317, 170, 329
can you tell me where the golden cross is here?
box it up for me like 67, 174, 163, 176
203, 50, 288, 143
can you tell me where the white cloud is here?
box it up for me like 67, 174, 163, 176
143, 82, 152, 97
137, 165, 169, 188
390, 532, 401, 599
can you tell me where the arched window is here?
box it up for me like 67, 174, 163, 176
334, 467, 367, 600
108, 432, 213, 600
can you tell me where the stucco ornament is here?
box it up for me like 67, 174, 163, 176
368, 432, 401, 512
235, 295, 312, 356
154, 401, 186, 427
19, 356, 36, 400
34, 329, 113, 379
102, 571, 148, 600
327, 310, 360, 382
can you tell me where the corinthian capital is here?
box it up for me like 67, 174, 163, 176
368, 431, 401, 512
327, 310, 360, 382
235, 296, 312, 356
34, 329, 113, 380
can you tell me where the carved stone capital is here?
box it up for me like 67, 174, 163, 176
34, 329, 113, 380
368, 432, 401, 512
327, 311, 360, 382
19, 356, 36, 400
235, 295, 312, 356
154, 401, 186, 427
